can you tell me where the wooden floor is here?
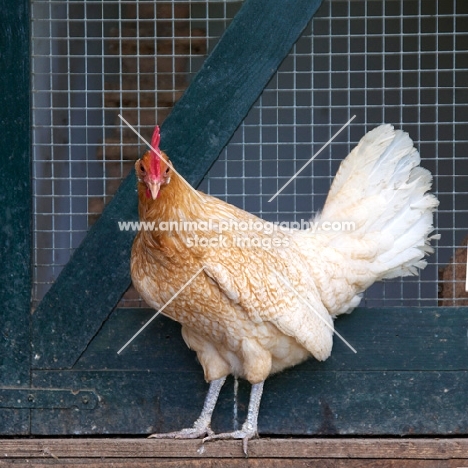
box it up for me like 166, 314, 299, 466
2, 438, 468, 467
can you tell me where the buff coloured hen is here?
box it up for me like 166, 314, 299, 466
130, 124, 439, 452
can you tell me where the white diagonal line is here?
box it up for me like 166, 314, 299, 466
268, 115, 356, 202
276, 272, 357, 354
118, 114, 205, 203
117, 266, 205, 354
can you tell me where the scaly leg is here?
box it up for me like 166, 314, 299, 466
148, 376, 226, 439
203, 380, 264, 455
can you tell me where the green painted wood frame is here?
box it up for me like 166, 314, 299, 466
0, 0, 31, 434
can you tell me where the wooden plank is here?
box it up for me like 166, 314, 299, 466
0, 0, 31, 434
0, 459, 466, 467
74, 308, 468, 372
261, 370, 468, 436
3, 438, 468, 459
31, 368, 468, 436
31, 0, 325, 371
0, 460, 450, 466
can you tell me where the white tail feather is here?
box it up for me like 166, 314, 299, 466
303, 124, 439, 315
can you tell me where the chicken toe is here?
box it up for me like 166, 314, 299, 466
148, 425, 213, 439
202, 424, 257, 456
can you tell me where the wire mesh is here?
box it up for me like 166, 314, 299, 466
199, 0, 468, 307
32, 0, 468, 308
31, 0, 241, 307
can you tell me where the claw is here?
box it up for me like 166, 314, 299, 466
148, 418, 216, 440
148, 425, 213, 440
202, 425, 257, 456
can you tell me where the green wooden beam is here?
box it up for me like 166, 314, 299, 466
32, 0, 324, 370
73, 308, 468, 374
30, 308, 468, 435
0, 0, 31, 434
0, 0, 31, 386
32, 369, 468, 436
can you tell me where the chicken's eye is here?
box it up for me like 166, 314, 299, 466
165, 166, 170, 175
139, 162, 146, 174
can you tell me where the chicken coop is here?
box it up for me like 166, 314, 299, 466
2, 0, 468, 463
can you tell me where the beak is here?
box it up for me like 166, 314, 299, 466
147, 181, 161, 200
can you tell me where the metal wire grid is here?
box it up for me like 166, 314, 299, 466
31, 0, 468, 308
31, 1, 241, 307
199, 0, 468, 306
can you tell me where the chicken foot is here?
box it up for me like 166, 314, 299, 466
202, 380, 264, 456
148, 376, 226, 439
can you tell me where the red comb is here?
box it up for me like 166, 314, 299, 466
149, 125, 161, 178
150, 125, 161, 157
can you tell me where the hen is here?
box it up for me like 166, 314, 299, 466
130, 124, 438, 451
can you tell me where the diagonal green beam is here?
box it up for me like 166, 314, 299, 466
32, 0, 324, 369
